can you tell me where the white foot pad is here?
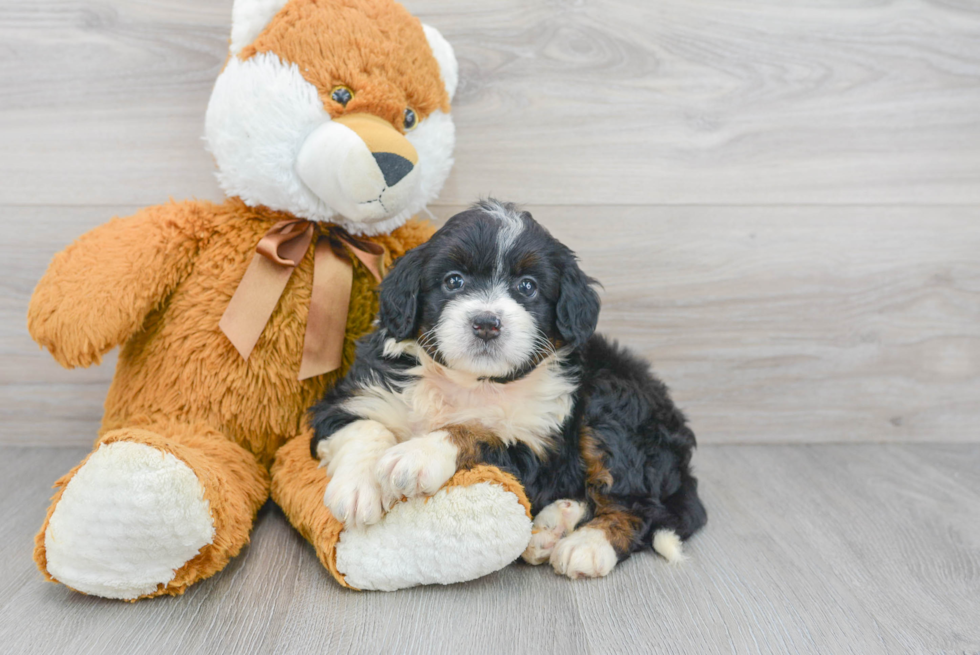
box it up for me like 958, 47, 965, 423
44, 442, 215, 599
336, 481, 532, 591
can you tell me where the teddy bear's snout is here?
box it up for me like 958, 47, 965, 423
295, 113, 421, 225
373, 152, 414, 187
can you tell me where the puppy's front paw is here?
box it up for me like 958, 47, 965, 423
324, 470, 384, 529
550, 527, 618, 579
375, 431, 458, 510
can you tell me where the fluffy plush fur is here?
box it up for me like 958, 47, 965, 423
28, 0, 468, 600
43, 440, 216, 599
310, 201, 708, 579
207, 0, 456, 235
275, 428, 531, 590
30, 200, 431, 599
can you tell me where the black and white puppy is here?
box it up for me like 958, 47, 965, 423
309, 200, 707, 579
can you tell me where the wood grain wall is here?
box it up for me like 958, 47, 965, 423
2, 0, 978, 445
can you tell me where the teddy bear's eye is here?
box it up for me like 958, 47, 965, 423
330, 86, 353, 107
403, 108, 418, 131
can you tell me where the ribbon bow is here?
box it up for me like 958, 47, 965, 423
219, 219, 385, 380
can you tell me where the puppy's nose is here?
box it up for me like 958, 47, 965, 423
373, 152, 414, 187
471, 313, 502, 342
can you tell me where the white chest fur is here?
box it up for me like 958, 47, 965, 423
343, 351, 577, 456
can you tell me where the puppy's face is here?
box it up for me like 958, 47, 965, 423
379, 201, 600, 378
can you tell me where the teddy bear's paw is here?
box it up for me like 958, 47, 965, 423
522, 499, 587, 565
334, 478, 533, 591
375, 432, 457, 510
324, 468, 385, 528
43, 441, 215, 600
549, 527, 618, 579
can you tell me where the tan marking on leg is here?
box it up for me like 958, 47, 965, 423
580, 426, 613, 489
585, 510, 642, 556
579, 426, 641, 557
442, 422, 505, 469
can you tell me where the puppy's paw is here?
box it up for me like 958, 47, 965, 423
550, 527, 618, 579
324, 469, 384, 529
523, 499, 586, 565
375, 431, 458, 510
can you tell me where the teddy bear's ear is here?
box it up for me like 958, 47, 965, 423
229, 0, 289, 56
422, 24, 459, 102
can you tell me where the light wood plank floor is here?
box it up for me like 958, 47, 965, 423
2, 444, 979, 654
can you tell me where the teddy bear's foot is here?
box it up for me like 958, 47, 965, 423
335, 474, 532, 590
36, 425, 269, 600
43, 440, 215, 599
272, 434, 534, 591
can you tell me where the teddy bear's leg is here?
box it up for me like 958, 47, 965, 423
272, 430, 535, 591
270, 429, 347, 583
35, 423, 269, 600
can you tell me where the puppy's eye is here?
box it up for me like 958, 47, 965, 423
330, 86, 353, 107
444, 273, 465, 291
517, 277, 538, 298
403, 108, 418, 131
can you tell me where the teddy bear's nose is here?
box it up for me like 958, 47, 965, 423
373, 152, 414, 187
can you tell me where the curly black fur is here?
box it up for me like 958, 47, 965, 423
309, 200, 706, 562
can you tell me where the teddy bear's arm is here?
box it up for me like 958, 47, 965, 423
27, 201, 213, 368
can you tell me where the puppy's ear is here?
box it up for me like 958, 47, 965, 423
556, 256, 600, 350
378, 244, 427, 341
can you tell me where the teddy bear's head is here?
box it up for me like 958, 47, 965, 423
205, 0, 457, 235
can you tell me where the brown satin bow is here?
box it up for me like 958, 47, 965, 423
219, 219, 385, 380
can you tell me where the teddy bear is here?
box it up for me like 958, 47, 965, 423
28, 0, 531, 599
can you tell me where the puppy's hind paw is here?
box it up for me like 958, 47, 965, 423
550, 528, 618, 579
523, 531, 560, 566
522, 499, 586, 565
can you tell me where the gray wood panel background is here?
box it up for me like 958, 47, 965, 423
2, 0, 979, 652
3, 0, 980, 206
2, 0, 979, 446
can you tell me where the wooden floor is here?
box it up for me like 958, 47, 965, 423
2, 0, 980, 652
3, 444, 979, 654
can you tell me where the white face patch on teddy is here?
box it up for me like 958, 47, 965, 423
205, 6, 458, 236
206, 53, 331, 223
295, 116, 424, 224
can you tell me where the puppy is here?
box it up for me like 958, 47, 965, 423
309, 200, 707, 579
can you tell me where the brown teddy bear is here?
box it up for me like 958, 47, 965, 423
28, 0, 531, 598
